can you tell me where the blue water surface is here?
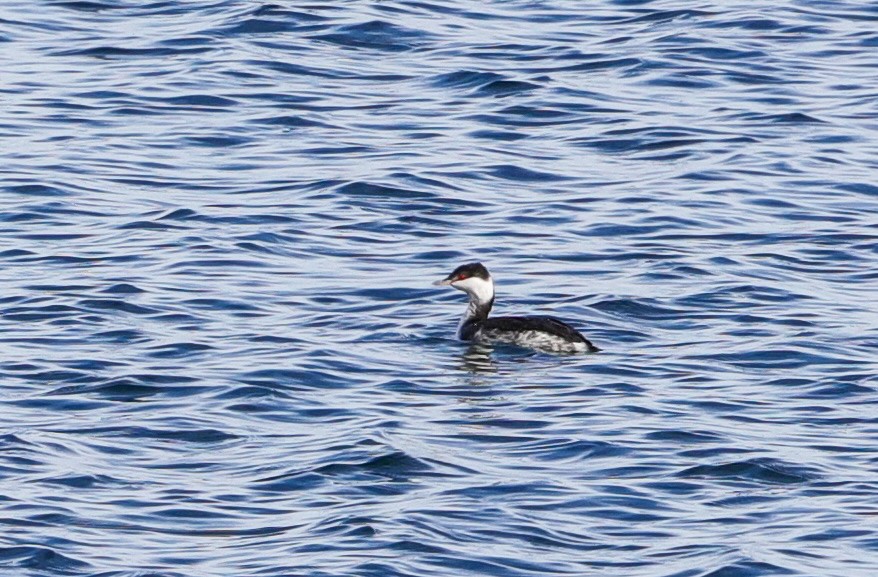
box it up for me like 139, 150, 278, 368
1, 1, 877, 576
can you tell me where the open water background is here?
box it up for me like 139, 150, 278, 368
1, 1, 878, 576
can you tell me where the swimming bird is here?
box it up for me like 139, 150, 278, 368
434, 262, 599, 353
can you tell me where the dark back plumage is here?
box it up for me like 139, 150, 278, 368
482, 315, 598, 351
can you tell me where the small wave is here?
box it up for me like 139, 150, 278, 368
677, 458, 816, 485
0, 546, 89, 574
312, 20, 430, 52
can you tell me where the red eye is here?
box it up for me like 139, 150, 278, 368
456, 274, 467, 281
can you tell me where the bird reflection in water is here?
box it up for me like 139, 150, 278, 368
458, 343, 498, 373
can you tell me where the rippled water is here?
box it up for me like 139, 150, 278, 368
2, 1, 878, 575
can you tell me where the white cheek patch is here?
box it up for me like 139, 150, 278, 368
453, 276, 494, 304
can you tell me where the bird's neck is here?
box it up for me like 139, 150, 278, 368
458, 279, 494, 338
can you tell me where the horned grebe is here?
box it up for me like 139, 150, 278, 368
434, 262, 599, 353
